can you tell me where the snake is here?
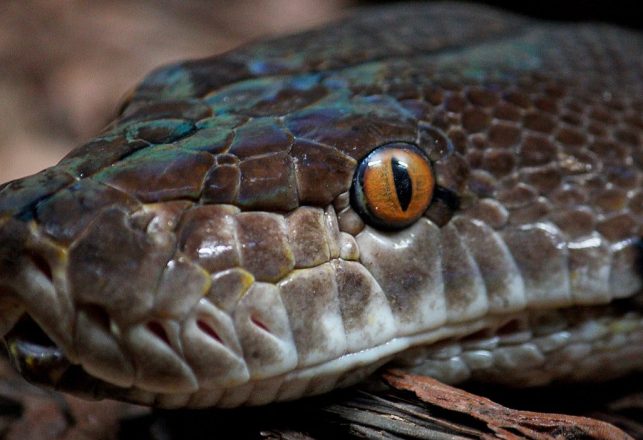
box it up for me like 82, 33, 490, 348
0, 3, 641, 409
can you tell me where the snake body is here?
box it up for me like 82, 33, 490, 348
0, 3, 641, 408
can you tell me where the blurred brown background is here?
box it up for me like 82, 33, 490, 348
0, 0, 350, 184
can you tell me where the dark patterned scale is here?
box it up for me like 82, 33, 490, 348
0, 3, 641, 408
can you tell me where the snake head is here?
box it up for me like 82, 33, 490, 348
1, 3, 642, 408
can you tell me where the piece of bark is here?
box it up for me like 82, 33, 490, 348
383, 370, 633, 440
1, 352, 642, 439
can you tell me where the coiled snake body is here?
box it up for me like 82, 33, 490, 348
0, 3, 641, 408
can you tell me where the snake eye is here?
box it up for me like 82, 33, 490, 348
351, 143, 434, 230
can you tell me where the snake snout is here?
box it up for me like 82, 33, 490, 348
0, 216, 78, 379
0, 220, 68, 386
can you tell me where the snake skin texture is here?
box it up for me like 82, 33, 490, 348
0, 3, 641, 408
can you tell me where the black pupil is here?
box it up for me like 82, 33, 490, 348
391, 156, 412, 211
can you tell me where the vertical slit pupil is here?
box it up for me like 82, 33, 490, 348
391, 157, 413, 211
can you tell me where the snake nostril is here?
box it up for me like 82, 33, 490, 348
196, 319, 223, 344
146, 321, 171, 347
27, 251, 52, 282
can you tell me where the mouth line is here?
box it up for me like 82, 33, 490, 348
3, 313, 121, 401
4, 314, 70, 385
3, 291, 642, 406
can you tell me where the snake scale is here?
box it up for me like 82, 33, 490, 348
0, 3, 641, 409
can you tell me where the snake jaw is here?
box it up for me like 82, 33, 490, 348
3, 312, 140, 404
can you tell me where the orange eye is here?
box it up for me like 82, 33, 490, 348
351, 143, 434, 229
